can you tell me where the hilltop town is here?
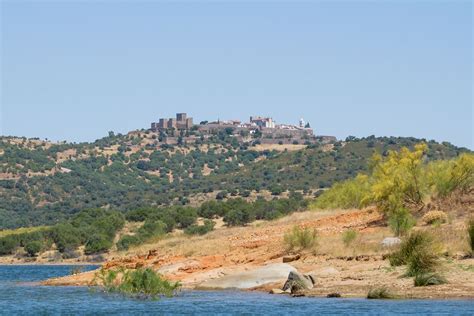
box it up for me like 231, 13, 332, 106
150, 113, 336, 146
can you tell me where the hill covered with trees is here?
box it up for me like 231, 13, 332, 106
0, 131, 470, 229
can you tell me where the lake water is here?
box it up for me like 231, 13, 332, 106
0, 265, 473, 315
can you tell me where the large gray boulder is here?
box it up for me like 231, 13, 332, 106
282, 271, 316, 293
198, 263, 297, 289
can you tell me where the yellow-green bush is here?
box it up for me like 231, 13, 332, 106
314, 145, 473, 218
313, 174, 371, 210
428, 153, 474, 197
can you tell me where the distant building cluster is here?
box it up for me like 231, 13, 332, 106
149, 113, 336, 145
151, 113, 193, 131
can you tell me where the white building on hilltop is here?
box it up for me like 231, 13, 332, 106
250, 116, 275, 128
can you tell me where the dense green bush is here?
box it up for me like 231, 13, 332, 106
175, 207, 198, 228
84, 234, 113, 255
224, 208, 255, 226
51, 224, 82, 253
0, 209, 125, 257
25, 241, 42, 257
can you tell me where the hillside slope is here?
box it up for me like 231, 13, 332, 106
0, 133, 469, 228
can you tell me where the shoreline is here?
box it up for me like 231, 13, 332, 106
0, 262, 102, 266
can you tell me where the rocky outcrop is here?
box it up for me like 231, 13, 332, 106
282, 271, 316, 293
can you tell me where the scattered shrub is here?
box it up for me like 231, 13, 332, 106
116, 219, 166, 251
94, 268, 181, 299
422, 211, 447, 225
388, 208, 415, 237
468, 219, 474, 254
367, 287, 394, 299
0, 235, 18, 255
342, 229, 357, 247
283, 226, 318, 252
116, 235, 141, 251
414, 273, 447, 287
184, 220, 215, 236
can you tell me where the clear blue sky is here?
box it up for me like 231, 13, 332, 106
1, 1, 472, 148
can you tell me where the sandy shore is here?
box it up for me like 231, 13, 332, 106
38, 208, 474, 299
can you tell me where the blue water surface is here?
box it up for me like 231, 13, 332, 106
0, 265, 472, 315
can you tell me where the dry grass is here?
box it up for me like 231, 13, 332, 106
117, 208, 386, 261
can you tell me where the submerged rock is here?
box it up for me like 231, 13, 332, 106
327, 292, 341, 298
269, 288, 290, 294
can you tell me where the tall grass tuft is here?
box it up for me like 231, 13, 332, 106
284, 226, 318, 252
389, 230, 443, 282
94, 268, 181, 299
406, 247, 440, 277
389, 230, 437, 267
